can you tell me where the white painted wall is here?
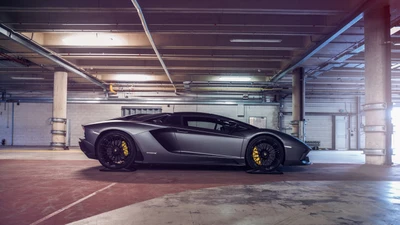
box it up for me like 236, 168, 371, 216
13, 103, 52, 146
1, 97, 365, 150
2, 103, 279, 146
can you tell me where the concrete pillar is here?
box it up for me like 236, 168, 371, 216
51, 71, 68, 150
363, 2, 392, 165
292, 67, 305, 141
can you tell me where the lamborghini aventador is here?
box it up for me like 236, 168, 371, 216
79, 112, 311, 171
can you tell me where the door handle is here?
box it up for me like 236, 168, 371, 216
177, 130, 189, 133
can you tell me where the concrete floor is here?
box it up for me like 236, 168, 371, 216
0, 147, 399, 225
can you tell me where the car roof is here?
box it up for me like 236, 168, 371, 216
112, 112, 257, 129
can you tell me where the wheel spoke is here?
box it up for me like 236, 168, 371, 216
97, 134, 132, 167
250, 139, 282, 170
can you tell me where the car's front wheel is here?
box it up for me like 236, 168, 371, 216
96, 131, 136, 170
246, 135, 284, 171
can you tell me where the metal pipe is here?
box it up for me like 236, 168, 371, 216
300, 68, 306, 141
348, 115, 351, 150
283, 111, 357, 116
11, 102, 14, 146
130, 0, 177, 92
332, 115, 336, 150
356, 96, 361, 149
10, 97, 280, 105
300, 68, 306, 121
0, 24, 107, 90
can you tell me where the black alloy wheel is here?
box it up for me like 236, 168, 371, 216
246, 136, 284, 171
96, 131, 136, 170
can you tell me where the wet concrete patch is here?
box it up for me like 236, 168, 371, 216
70, 181, 400, 225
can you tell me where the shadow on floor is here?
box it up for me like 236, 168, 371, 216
75, 163, 400, 184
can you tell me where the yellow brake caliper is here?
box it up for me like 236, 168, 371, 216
252, 147, 261, 165
122, 141, 129, 156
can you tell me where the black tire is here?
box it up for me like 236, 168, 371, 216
96, 131, 136, 170
245, 136, 284, 171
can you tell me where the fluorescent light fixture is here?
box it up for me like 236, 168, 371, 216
394, 43, 400, 46
62, 33, 123, 46
391, 26, 400, 35
218, 76, 252, 82
113, 74, 153, 82
11, 76, 44, 80
230, 39, 282, 43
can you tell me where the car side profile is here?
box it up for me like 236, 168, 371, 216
79, 112, 311, 172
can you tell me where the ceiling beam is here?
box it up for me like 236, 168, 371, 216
269, 0, 379, 82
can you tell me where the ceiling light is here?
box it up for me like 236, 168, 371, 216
11, 77, 44, 80
112, 74, 153, 82
394, 43, 400, 46
62, 33, 123, 46
218, 76, 252, 82
230, 39, 282, 43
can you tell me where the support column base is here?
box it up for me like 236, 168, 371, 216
51, 147, 66, 150
365, 155, 386, 165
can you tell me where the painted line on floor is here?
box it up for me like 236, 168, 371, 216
30, 183, 116, 225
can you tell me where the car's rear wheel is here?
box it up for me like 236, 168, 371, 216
246, 136, 284, 171
96, 131, 136, 170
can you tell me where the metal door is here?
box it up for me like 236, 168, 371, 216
335, 116, 347, 150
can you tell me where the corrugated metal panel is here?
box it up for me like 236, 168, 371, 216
282, 98, 360, 150
305, 115, 333, 149
282, 98, 356, 113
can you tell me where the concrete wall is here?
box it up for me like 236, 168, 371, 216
1, 103, 279, 146
0, 102, 12, 145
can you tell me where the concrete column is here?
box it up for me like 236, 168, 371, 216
363, 2, 392, 165
292, 67, 305, 141
51, 71, 68, 150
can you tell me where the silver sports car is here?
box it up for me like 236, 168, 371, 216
79, 112, 311, 171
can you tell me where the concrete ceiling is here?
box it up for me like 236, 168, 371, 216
1, 0, 400, 102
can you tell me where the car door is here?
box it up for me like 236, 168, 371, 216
138, 114, 182, 163
174, 115, 244, 159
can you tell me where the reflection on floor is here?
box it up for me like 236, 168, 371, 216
0, 147, 399, 225
0, 147, 367, 164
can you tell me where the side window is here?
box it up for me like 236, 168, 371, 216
183, 117, 223, 131
146, 115, 169, 124
163, 115, 182, 126
188, 121, 217, 130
